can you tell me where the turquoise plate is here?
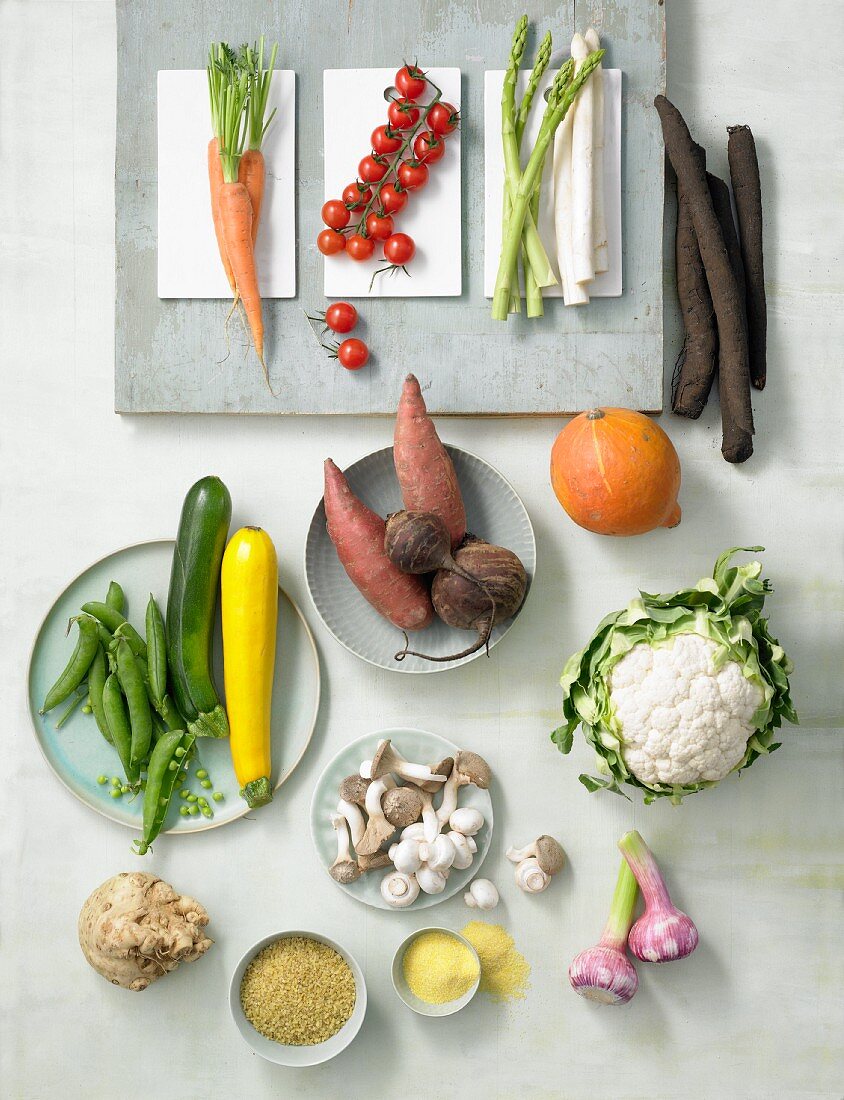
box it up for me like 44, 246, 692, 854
28, 540, 320, 834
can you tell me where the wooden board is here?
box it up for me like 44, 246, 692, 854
115, 0, 666, 415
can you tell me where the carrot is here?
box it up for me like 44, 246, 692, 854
219, 181, 263, 364
393, 374, 467, 549
208, 137, 236, 294
207, 45, 239, 295
238, 150, 265, 244
323, 459, 434, 632
240, 38, 278, 244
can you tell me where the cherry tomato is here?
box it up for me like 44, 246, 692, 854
413, 130, 446, 164
342, 181, 372, 210
427, 101, 460, 135
346, 234, 375, 262
317, 229, 346, 256
397, 159, 429, 191
384, 233, 416, 266
358, 154, 389, 184
395, 64, 427, 99
366, 211, 394, 241
380, 183, 408, 215
325, 302, 358, 334
321, 199, 350, 230
371, 124, 402, 155
337, 338, 369, 371
388, 97, 420, 130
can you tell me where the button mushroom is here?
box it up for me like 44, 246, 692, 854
507, 835, 565, 894
328, 813, 361, 884
356, 777, 397, 855
380, 870, 420, 908
382, 785, 423, 829
448, 831, 476, 870
400, 822, 426, 842
416, 864, 448, 894
464, 879, 499, 910
436, 750, 492, 825
389, 836, 423, 875
420, 833, 456, 872
369, 739, 448, 788
449, 807, 485, 837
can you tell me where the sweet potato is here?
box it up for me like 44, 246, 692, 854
394, 375, 467, 549
323, 459, 434, 632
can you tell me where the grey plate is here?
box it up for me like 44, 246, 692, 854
304, 446, 536, 672
310, 729, 493, 911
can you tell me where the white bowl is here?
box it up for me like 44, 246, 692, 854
229, 930, 367, 1066
391, 927, 480, 1017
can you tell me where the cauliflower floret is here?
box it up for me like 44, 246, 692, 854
608, 634, 764, 787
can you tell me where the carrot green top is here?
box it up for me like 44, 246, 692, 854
242, 37, 279, 152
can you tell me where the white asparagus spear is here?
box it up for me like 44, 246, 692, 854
570, 33, 595, 285
585, 27, 608, 274
553, 55, 589, 305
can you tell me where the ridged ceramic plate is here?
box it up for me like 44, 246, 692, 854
310, 729, 493, 911
305, 446, 535, 672
28, 540, 320, 834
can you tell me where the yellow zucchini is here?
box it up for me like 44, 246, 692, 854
221, 526, 278, 808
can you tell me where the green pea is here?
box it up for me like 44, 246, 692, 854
187, 795, 198, 804
180, 788, 191, 798
168, 761, 178, 771
196, 769, 208, 780
188, 805, 199, 816
180, 806, 189, 816
81, 602, 147, 658
102, 673, 139, 785
199, 779, 212, 789
82, 704, 93, 715
175, 746, 186, 758
201, 808, 213, 818
111, 777, 121, 787
121, 785, 130, 794
110, 789, 122, 799
212, 791, 224, 802
96, 775, 108, 785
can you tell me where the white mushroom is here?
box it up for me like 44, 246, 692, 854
400, 822, 426, 842
464, 879, 499, 910
449, 807, 485, 837
416, 865, 448, 895
336, 798, 366, 849
507, 835, 565, 894
448, 831, 475, 870
436, 750, 492, 826
380, 871, 420, 908
356, 778, 396, 855
389, 837, 423, 875
370, 740, 448, 788
420, 833, 456, 872
328, 813, 361, 884
513, 857, 551, 894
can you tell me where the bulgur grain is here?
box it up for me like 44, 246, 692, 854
240, 937, 356, 1046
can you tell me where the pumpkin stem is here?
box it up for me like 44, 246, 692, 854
586, 408, 605, 420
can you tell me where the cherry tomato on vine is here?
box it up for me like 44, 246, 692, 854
346, 234, 376, 262
337, 338, 369, 371
397, 159, 429, 191
380, 183, 408, 215
317, 229, 346, 256
395, 64, 427, 99
413, 130, 446, 165
365, 211, 394, 241
384, 233, 416, 266
342, 181, 372, 210
427, 101, 460, 135
388, 97, 420, 130
325, 302, 358, 334
321, 199, 350, 230
359, 153, 389, 184
371, 124, 402, 155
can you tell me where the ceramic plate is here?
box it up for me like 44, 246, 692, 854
304, 446, 535, 672
310, 729, 493, 911
28, 540, 320, 833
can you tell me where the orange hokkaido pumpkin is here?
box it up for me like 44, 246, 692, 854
550, 408, 682, 536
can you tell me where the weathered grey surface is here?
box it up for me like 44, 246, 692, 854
115, 0, 666, 414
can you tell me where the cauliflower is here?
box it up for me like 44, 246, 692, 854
553, 548, 796, 802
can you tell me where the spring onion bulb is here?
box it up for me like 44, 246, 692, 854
619, 830, 699, 963
569, 859, 639, 1005
585, 27, 608, 274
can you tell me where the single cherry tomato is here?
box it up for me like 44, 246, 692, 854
397, 159, 429, 191
388, 97, 420, 130
413, 130, 446, 164
371, 124, 402, 155
325, 302, 358, 334
317, 228, 346, 256
342, 181, 372, 210
321, 199, 350, 230
380, 183, 408, 215
346, 234, 375, 262
365, 211, 394, 241
427, 101, 460, 135
337, 338, 369, 371
384, 233, 416, 266
395, 64, 427, 99
358, 153, 389, 184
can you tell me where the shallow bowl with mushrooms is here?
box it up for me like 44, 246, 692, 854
310, 729, 494, 911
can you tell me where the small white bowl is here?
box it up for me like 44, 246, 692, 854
229, 930, 367, 1066
391, 927, 480, 1017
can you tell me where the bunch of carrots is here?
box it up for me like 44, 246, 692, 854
207, 38, 278, 385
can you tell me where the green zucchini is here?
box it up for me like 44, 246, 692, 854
166, 476, 232, 738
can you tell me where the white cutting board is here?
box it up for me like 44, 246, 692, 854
157, 69, 296, 299
322, 68, 461, 298
483, 68, 622, 298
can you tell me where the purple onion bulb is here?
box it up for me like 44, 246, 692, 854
569, 859, 639, 1006
619, 830, 699, 964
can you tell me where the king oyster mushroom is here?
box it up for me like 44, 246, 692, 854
436, 750, 492, 825
358, 851, 392, 872
356, 776, 396, 856
382, 785, 423, 829
506, 835, 565, 894
338, 773, 371, 806
328, 813, 361, 884
336, 798, 366, 849
419, 757, 454, 793
369, 740, 448, 788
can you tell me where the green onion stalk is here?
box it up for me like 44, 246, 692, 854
493, 47, 604, 321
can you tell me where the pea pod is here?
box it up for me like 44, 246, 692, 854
41, 615, 100, 714
87, 644, 112, 744
115, 639, 152, 768
102, 673, 139, 785
81, 601, 147, 659
134, 729, 195, 855
105, 581, 125, 613
145, 595, 167, 709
